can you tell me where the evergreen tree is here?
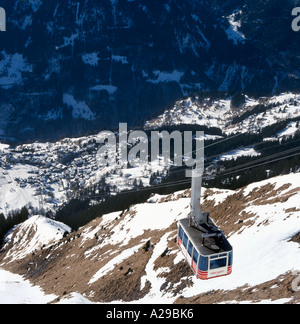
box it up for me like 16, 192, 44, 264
0, 207, 29, 246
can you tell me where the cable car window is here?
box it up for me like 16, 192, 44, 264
210, 258, 227, 270
199, 256, 208, 271
188, 241, 193, 256
178, 226, 184, 241
192, 249, 199, 265
183, 233, 188, 249
228, 251, 233, 267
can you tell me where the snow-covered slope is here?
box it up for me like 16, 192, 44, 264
0, 269, 56, 304
2, 216, 71, 262
145, 92, 300, 136
0, 173, 299, 304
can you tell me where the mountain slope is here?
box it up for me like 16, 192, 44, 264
0, 91, 300, 218
2, 216, 71, 262
145, 92, 300, 135
0, 172, 299, 304
1, 0, 300, 141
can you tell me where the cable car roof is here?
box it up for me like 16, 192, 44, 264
179, 218, 232, 256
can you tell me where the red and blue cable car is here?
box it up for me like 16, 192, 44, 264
177, 167, 233, 280
177, 218, 233, 280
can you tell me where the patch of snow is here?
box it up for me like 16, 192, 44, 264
276, 122, 299, 138
0, 269, 56, 304
112, 55, 128, 64
139, 232, 173, 301
147, 70, 184, 84
0, 164, 40, 214
0, 52, 32, 89
43, 108, 63, 121
203, 188, 235, 205
225, 10, 246, 45
82, 53, 100, 67
103, 199, 189, 247
215, 146, 261, 162
90, 85, 118, 94
220, 298, 292, 305
0, 143, 9, 151
63, 93, 96, 120
89, 242, 145, 284
55, 292, 93, 304
57, 34, 78, 52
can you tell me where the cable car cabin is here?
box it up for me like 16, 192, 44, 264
177, 218, 233, 280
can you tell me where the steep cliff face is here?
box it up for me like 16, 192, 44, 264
0, 0, 300, 141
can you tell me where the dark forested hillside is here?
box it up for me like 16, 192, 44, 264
1, 0, 300, 142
